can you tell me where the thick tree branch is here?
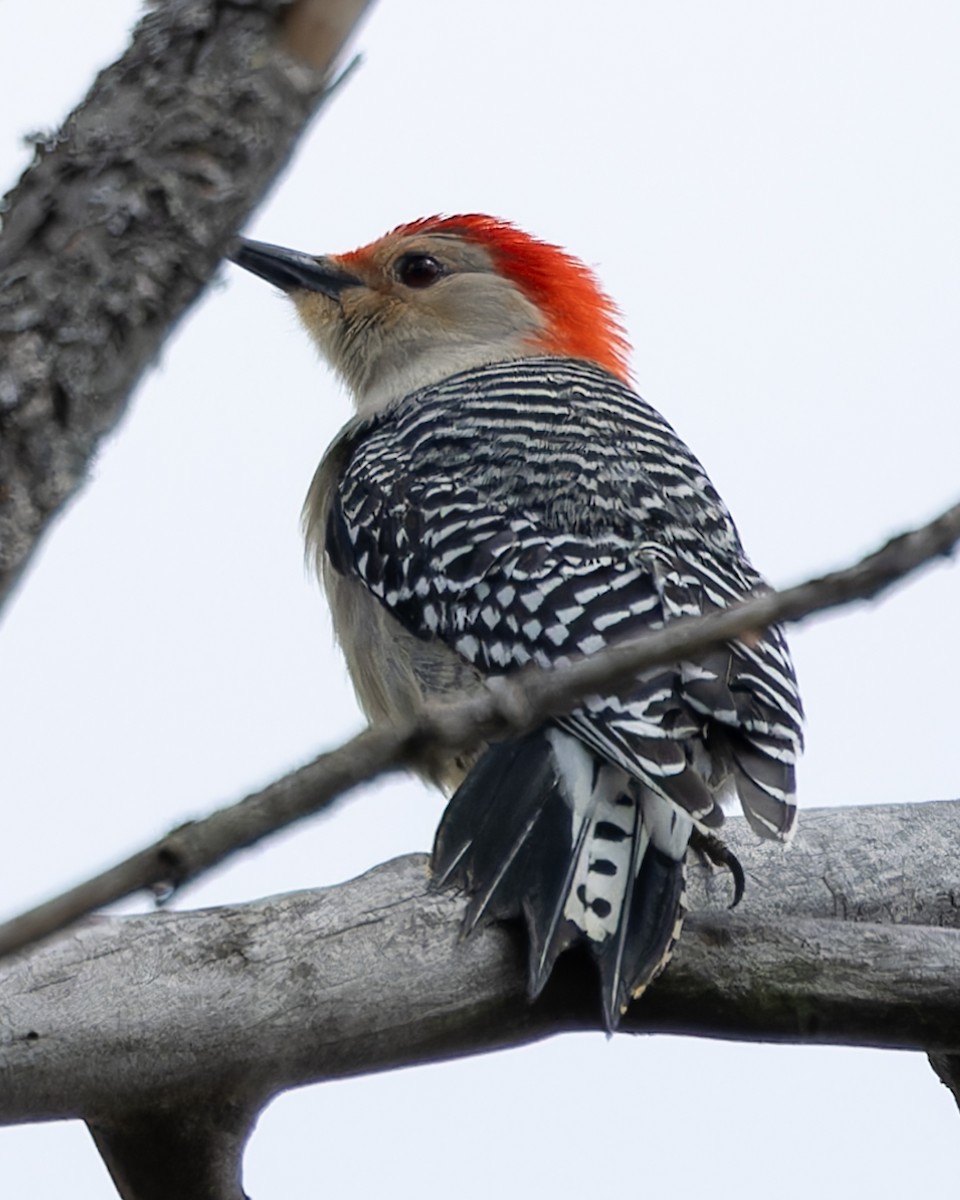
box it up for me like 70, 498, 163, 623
2, 799, 960, 1132
4, 798, 958, 1198
0, 0, 374, 609
928, 1054, 960, 1114
88, 1105, 255, 1200
0, 500, 957, 961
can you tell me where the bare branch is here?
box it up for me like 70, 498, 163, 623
0, 0, 375, 609
0, 500, 957, 961
88, 1106, 255, 1200
2, 799, 960, 1134
928, 1054, 960, 1115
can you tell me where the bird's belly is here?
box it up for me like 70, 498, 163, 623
323, 563, 483, 791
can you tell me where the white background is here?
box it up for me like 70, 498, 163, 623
1, 2, 958, 1196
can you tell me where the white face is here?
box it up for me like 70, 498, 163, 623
290, 232, 549, 414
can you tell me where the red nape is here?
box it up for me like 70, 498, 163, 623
386, 214, 633, 383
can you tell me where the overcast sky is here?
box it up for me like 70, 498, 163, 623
2, 2, 959, 1196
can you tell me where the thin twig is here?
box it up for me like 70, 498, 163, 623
0, 499, 956, 960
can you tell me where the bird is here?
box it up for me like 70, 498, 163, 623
229, 215, 803, 1030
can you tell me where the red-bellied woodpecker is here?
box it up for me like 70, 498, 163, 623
229, 215, 803, 1029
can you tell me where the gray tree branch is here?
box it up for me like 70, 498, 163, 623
928, 1053, 960, 1115
88, 1107, 255, 1200
0, 0, 374, 609
1, 799, 959, 1196
0, 498, 957, 962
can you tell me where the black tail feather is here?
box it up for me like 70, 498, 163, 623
595, 843, 686, 1028
431, 729, 690, 1030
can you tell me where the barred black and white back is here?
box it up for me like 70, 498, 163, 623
321, 356, 803, 1028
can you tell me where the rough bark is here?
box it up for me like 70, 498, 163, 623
0, 0, 374, 608
2, 799, 959, 1132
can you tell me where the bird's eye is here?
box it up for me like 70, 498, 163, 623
396, 254, 445, 288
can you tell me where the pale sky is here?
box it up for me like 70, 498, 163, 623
1, 2, 959, 1196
